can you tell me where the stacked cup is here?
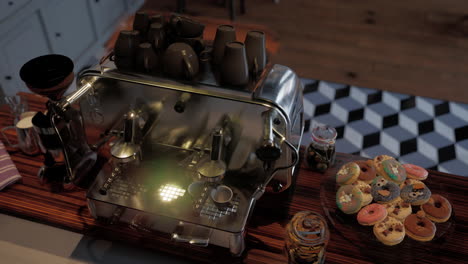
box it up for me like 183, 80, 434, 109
212, 25, 267, 86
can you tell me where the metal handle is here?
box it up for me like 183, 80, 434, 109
1, 126, 18, 148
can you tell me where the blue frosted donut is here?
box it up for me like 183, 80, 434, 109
371, 176, 401, 203
400, 183, 432, 205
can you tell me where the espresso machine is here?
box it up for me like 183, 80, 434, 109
48, 13, 305, 255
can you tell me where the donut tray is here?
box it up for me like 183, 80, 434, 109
320, 170, 456, 263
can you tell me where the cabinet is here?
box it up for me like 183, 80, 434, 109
41, 0, 95, 61
0, 0, 30, 22
88, 0, 126, 36
0, 11, 51, 95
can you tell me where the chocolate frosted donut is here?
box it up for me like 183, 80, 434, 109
421, 194, 452, 223
404, 211, 436, 242
400, 183, 431, 205
355, 160, 377, 183
371, 176, 400, 204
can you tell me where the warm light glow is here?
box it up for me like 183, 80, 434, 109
159, 184, 185, 202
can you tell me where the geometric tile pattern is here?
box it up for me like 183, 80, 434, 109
301, 79, 468, 176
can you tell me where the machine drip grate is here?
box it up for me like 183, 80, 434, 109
200, 194, 240, 220
108, 179, 148, 199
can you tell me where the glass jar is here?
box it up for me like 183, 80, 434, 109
306, 124, 337, 173
285, 211, 330, 264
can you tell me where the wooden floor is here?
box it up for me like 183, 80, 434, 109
142, 0, 468, 103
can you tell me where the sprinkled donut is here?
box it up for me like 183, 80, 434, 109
373, 216, 405, 246
381, 159, 407, 184
355, 160, 377, 184
400, 182, 431, 205
399, 178, 424, 190
336, 184, 363, 214
352, 180, 373, 206
404, 211, 436, 242
357, 203, 388, 226
371, 176, 400, 204
373, 155, 394, 176
385, 197, 412, 221
336, 162, 360, 185
421, 194, 452, 223
403, 163, 428, 181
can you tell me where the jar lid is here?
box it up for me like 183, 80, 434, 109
311, 124, 337, 144
291, 211, 329, 244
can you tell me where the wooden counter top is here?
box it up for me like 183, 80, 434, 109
0, 93, 467, 263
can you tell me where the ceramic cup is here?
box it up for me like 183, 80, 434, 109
210, 185, 233, 209
150, 14, 165, 26
1, 112, 41, 155
114, 56, 135, 71
175, 36, 205, 54
221, 41, 249, 86
147, 23, 166, 51
135, 43, 159, 74
170, 14, 205, 38
244, 30, 267, 74
133, 12, 150, 41
114, 30, 140, 57
212, 25, 236, 65
163, 42, 199, 80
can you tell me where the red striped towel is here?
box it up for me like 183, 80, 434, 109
0, 141, 22, 191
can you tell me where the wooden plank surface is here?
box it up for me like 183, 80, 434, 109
0, 93, 467, 263
142, 0, 468, 103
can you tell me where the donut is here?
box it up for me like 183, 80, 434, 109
399, 178, 423, 190
373, 216, 405, 246
381, 159, 407, 184
371, 176, 400, 204
400, 182, 431, 205
336, 162, 360, 185
385, 197, 412, 221
357, 203, 388, 226
404, 211, 436, 242
352, 180, 373, 206
355, 160, 377, 183
373, 155, 394, 176
421, 194, 452, 223
336, 185, 363, 214
403, 164, 428, 181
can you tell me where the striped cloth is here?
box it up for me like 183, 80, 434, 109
0, 141, 21, 191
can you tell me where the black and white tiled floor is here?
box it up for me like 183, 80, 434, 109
300, 79, 468, 177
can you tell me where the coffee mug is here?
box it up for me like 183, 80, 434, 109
133, 12, 150, 41
150, 14, 165, 26
163, 42, 199, 80
147, 23, 166, 51
221, 41, 249, 86
1, 112, 41, 155
175, 35, 205, 54
212, 25, 236, 65
244, 30, 267, 74
114, 30, 140, 57
170, 15, 205, 38
135, 43, 159, 74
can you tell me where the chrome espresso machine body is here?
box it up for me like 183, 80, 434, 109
64, 60, 304, 255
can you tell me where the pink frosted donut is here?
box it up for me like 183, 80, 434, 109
403, 164, 428, 180
357, 203, 388, 226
